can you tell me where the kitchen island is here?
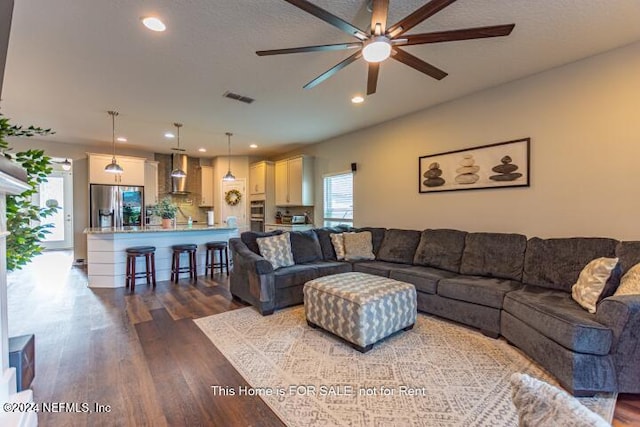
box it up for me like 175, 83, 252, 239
85, 225, 238, 287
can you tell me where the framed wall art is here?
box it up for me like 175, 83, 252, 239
419, 138, 530, 193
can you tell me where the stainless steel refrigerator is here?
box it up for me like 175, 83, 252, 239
90, 184, 144, 228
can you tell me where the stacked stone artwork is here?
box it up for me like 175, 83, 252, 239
455, 155, 480, 184
423, 162, 445, 187
489, 155, 523, 181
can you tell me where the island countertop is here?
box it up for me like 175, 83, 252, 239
84, 225, 237, 234
86, 225, 239, 287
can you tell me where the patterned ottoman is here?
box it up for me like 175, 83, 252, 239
304, 272, 417, 353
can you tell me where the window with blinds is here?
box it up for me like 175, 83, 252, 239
323, 172, 353, 227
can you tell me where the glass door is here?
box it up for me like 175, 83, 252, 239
38, 169, 74, 250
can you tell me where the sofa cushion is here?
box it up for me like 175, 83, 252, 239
330, 233, 346, 260
353, 261, 413, 278
571, 257, 619, 314
615, 262, 640, 296
306, 261, 352, 277
390, 266, 457, 295
240, 230, 283, 254
460, 232, 527, 281
273, 264, 319, 289
289, 230, 323, 264
413, 229, 467, 273
315, 227, 349, 261
343, 232, 375, 261
615, 241, 640, 276
438, 275, 522, 309
503, 286, 613, 355
256, 232, 295, 270
354, 227, 387, 255
377, 229, 422, 264
523, 237, 618, 292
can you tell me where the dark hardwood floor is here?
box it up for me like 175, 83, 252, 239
7, 251, 640, 426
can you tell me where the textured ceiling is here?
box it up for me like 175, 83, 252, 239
2, 0, 640, 157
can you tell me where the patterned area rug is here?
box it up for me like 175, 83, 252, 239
194, 307, 616, 426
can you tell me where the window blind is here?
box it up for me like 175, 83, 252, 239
323, 172, 353, 227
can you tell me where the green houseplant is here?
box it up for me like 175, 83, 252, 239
152, 197, 178, 228
0, 113, 57, 271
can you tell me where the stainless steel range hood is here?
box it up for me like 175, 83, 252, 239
171, 153, 190, 194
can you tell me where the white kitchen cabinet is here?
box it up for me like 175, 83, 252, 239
249, 161, 267, 196
274, 155, 313, 206
88, 153, 145, 186
199, 165, 213, 207
144, 161, 158, 206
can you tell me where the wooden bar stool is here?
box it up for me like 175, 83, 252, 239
204, 241, 229, 278
125, 246, 156, 293
171, 244, 198, 283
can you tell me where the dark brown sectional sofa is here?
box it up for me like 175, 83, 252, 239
229, 227, 640, 396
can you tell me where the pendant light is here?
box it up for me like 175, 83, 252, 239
170, 122, 187, 178
60, 159, 72, 171
104, 110, 123, 174
222, 132, 235, 182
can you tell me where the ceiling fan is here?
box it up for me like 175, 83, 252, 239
257, 0, 515, 95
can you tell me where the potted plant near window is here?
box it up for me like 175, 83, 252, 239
153, 197, 178, 229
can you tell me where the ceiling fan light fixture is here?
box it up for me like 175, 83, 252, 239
142, 17, 166, 32
362, 36, 391, 63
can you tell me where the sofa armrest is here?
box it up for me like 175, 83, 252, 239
596, 295, 640, 393
229, 238, 276, 314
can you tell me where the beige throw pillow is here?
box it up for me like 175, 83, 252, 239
256, 232, 294, 270
330, 233, 346, 260
615, 262, 640, 296
571, 257, 618, 313
343, 231, 375, 261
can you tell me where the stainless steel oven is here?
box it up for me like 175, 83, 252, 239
250, 200, 265, 232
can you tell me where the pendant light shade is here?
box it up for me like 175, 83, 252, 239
170, 122, 187, 178
61, 158, 72, 171
105, 111, 124, 174
222, 132, 235, 182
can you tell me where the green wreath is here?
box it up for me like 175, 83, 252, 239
225, 189, 242, 206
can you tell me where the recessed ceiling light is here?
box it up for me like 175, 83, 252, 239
198, 148, 206, 152
142, 17, 166, 32
249, 144, 258, 149
117, 137, 127, 142
351, 96, 365, 104
164, 132, 175, 138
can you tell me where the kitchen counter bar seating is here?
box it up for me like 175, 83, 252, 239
125, 246, 156, 293
170, 244, 197, 283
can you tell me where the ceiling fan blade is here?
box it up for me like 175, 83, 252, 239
401, 24, 515, 46
303, 51, 362, 89
367, 62, 380, 95
392, 48, 448, 80
371, 0, 389, 35
284, 0, 368, 40
256, 42, 362, 56
387, 0, 458, 38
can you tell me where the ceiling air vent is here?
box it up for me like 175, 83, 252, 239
223, 91, 255, 104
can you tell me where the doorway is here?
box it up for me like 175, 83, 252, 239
220, 178, 247, 231
37, 165, 74, 250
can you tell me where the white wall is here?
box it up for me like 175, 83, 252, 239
289, 41, 640, 241
4, 139, 154, 261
